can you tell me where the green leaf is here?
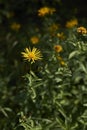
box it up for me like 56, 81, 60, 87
69, 50, 80, 59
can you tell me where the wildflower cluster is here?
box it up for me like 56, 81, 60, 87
1, 1, 87, 130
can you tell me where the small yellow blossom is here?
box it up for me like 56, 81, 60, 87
30, 36, 39, 44
10, 22, 21, 31
57, 56, 66, 66
60, 61, 66, 66
21, 47, 42, 63
38, 7, 56, 16
77, 26, 87, 34
65, 19, 78, 28
54, 45, 63, 53
57, 32, 65, 40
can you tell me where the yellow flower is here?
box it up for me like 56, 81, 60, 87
38, 7, 56, 16
77, 26, 87, 34
65, 19, 78, 28
54, 45, 63, 53
60, 61, 66, 66
21, 47, 42, 63
57, 56, 67, 66
57, 32, 65, 40
10, 22, 21, 31
30, 36, 39, 44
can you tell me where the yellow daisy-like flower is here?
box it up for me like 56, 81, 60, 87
54, 45, 63, 53
65, 19, 78, 28
30, 36, 39, 44
77, 26, 87, 34
10, 22, 21, 31
57, 32, 65, 40
38, 7, 56, 16
21, 47, 42, 63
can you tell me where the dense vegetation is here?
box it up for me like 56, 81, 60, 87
0, 0, 87, 130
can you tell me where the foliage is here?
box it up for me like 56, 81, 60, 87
0, 0, 87, 130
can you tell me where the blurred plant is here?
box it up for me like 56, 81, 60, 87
10, 22, 21, 31
57, 56, 67, 66
30, 36, 39, 44
65, 18, 78, 28
6, 12, 14, 19
49, 23, 59, 32
77, 26, 87, 35
38, 7, 56, 17
57, 32, 66, 40
54, 45, 63, 53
